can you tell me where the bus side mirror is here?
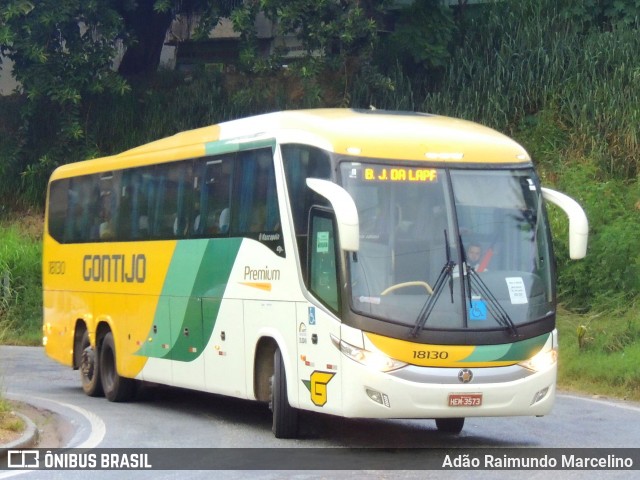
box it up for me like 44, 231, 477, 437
541, 187, 588, 260
306, 178, 359, 252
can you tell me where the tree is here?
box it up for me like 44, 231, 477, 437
230, 0, 391, 106
117, 0, 243, 77
0, 0, 129, 201
385, 0, 455, 77
0, 0, 242, 201
0, 0, 128, 112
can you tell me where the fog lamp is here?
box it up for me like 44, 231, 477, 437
531, 386, 550, 406
366, 388, 390, 408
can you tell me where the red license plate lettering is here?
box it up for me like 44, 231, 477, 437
448, 393, 482, 407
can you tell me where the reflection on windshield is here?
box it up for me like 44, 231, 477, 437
340, 162, 554, 334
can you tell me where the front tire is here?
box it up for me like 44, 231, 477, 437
100, 332, 136, 402
79, 330, 103, 397
270, 348, 299, 438
436, 417, 465, 434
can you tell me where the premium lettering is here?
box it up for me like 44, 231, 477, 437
82, 254, 146, 283
244, 265, 281, 281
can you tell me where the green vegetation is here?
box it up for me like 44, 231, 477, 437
558, 307, 640, 401
0, 398, 25, 439
0, 0, 638, 400
0, 217, 42, 345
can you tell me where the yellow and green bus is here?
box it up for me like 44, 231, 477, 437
43, 109, 588, 438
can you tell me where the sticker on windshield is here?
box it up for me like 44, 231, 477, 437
505, 277, 528, 304
316, 231, 329, 253
358, 296, 381, 305
527, 178, 536, 191
469, 300, 487, 320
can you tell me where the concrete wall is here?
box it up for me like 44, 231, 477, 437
0, 56, 20, 95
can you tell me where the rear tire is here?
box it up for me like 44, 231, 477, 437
436, 417, 465, 434
270, 348, 299, 438
100, 332, 136, 402
79, 330, 103, 397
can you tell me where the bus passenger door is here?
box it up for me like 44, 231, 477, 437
296, 209, 343, 414
296, 303, 342, 415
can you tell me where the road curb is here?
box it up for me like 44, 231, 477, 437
0, 412, 39, 456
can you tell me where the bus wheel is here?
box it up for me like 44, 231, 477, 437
100, 332, 136, 402
270, 348, 299, 439
79, 330, 103, 397
436, 417, 465, 434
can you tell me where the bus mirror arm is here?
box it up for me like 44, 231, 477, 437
541, 187, 588, 260
306, 178, 360, 252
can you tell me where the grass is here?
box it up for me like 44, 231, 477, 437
0, 213, 43, 346
0, 399, 24, 433
0, 411, 25, 445
0, 396, 26, 444
557, 306, 640, 402
418, 0, 640, 179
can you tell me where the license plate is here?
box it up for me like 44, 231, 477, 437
448, 393, 482, 407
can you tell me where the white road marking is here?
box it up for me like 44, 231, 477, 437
0, 394, 106, 478
557, 392, 640, 413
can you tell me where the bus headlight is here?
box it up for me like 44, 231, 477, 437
331, 335, 407, 372
518, 345, 558, 372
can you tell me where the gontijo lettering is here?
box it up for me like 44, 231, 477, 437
82, 254, 146, 283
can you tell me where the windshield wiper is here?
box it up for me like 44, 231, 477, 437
465, 265, 519, 338
410, 230, 455, 338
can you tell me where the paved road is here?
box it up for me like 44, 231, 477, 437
1, 345, 638, 479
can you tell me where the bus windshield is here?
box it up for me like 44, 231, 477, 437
340, 162, 554, 335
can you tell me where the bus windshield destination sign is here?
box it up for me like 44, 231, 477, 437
363, 166, 438, 183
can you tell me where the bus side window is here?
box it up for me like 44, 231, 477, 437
282, 145, 331, 277
61, 177, 84, 242
151, 161, 194, 239
194, 156, 232, 236
118, 171, 134, 240
48, 175, 108, 244
48, 179, 70, 243
232, 148, 280, 235
93, 171, 123, 241
308, 209, 340, 313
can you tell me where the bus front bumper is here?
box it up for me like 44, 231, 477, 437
339, 359, 557, 419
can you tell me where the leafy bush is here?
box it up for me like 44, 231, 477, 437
544, 161, 640, 311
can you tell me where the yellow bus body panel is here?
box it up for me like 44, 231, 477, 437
43, 235, 177, 376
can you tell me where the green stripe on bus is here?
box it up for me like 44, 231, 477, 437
204, 138, 276, 156
497, 333, 549, 362
136, 237, 242, 361
462, 333, 549, 363
168, 238, 242, 361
